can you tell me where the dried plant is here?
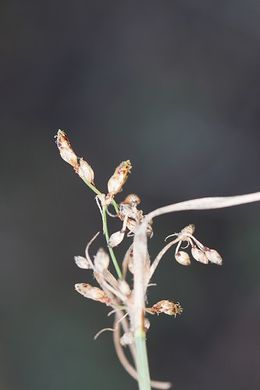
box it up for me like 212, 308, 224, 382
55, 130, 260, 390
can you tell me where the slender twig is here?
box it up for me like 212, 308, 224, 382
80, 175, 119, 214
102, 205, 122, 278
150, 238, 179, 279
147, 192, 260, 221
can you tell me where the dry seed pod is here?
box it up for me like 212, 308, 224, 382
175, 251, 191, 266
56, 130, 78, 168
205, 248, 223, 265
75, 283, 110, 304
77, 157, 95, 184
122, 193, 141, 206
191, 247, 209, 264
107, 160, 132, 196
94, 248, 110, 272
152, 300, 183, 317
108, 231, 125, 247
74, 255, 93, 269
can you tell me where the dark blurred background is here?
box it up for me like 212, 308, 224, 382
1, 1, 260, 389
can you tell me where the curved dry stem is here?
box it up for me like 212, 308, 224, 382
94, 327, 114, 340
147, 192, 260, 221
113, 317, 171, 390
122, 243, 133, 278
102, 205, 122, 278
150, 237, 179, 279
84, 231, 100, 269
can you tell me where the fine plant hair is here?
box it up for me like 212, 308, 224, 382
55, 130, 260, 390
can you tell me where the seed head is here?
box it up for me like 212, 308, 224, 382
205, 248, 223, 265
74, 255, 93, 269
55, 130, 78, 168
151, 300, 183, 317
175, 251, 191, 266
75, 283, 111, 304
77, 157, 95, 184
107, 160, 132, 197
122, 193, 141, 207
94, 248, 110, 272
108, 231, 125, 247
191, 246, 209, 264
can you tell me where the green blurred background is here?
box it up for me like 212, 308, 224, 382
1, 1, 260, 389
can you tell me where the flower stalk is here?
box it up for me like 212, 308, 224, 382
132, 222, 151, 390
102, 205, 122, 279
135, 332, 151, 390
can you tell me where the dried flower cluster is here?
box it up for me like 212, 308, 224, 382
165, 224, 222, 266
56, 130, 95, 183
56, 129, 260, 390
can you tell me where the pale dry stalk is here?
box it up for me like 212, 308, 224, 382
56, 130, 260, 390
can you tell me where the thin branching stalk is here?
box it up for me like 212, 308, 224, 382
102, 205, 122, 278
80, 175, 119, 214
56, 130, 260, 390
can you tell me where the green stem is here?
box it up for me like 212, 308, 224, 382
83, 175, 151, 388
80, 177, 121, 277
81, 178, 119, 214
102, 206, 122, 279
135, 330, 151, 390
